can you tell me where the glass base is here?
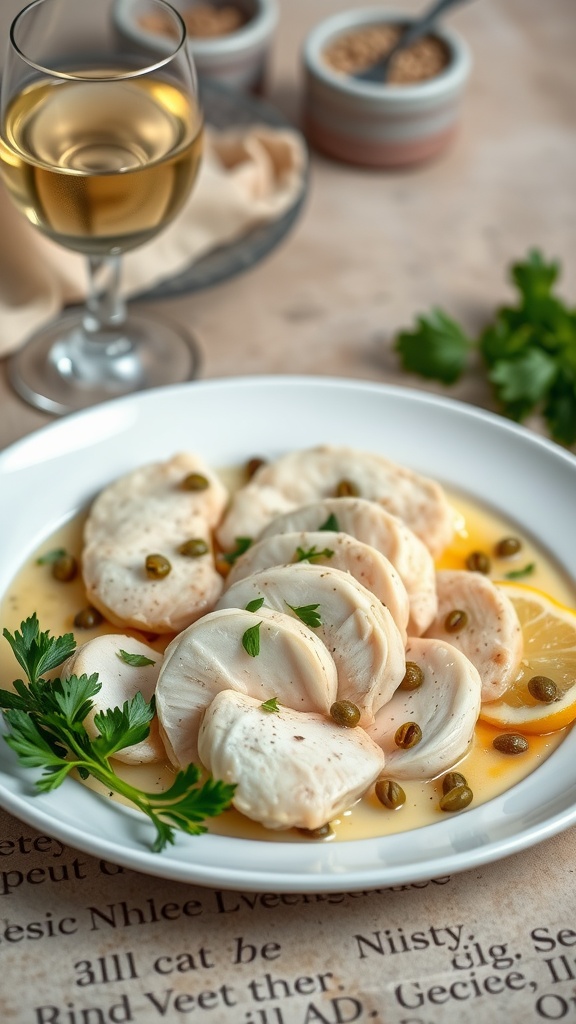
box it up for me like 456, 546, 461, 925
8, 308, 202, 416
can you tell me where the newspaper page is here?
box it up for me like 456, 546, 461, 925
1, 806, 575, 1024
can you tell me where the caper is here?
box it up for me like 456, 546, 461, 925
375, 779, 406, 810
528, 675, 559, 704
399, 661, 425, 691
180, 472, 209, 491
246, 457, 266, 479
145, 553, 171, 579
444, 609, 468, 633
51, 553, 78, 582
495, 536, 522, 559
394, 721, 422, 749
74, 606, 103, 630
178, 538, 209, 558
493, 733, 529, 755
297, 823, 333, 839
442, 771, 468, 795
330, 700, 361, 728
335, 479, 359, 497
466, 550, 491, 574
440, 784, 473, 813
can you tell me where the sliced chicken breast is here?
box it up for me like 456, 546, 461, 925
367, 637, 481, 779
217, 563, 406, 725
199, 690, 386, 830
257, 498, 437, 636
424, 570, 524, 701
155, 606, 338, 768
217, 445, 455, 557
225, 529, 410, 642
83, 453, 228, 634
61, 634, 164, 764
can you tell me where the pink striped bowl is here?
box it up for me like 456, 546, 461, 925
115, 0, 279, 95
302, 8, 472, 168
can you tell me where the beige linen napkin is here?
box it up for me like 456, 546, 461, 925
0, 124, 306, 358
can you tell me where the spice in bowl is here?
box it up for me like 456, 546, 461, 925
139, 3, 248, 41
323, 24, 450, 84
303, 9, 471, 168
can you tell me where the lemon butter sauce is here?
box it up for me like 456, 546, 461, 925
0, 486, 573, 845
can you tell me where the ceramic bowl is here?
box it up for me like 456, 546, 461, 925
302, 7, 472, 168
115, 0, 279, 94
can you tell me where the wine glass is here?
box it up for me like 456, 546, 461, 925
0, 0, 203, 415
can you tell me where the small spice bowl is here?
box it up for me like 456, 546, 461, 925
115, 0, 279, 94
302, 7, 472, 168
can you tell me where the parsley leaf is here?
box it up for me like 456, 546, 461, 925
245, 597, 265, 613
394, 250, 576, 445
2, 614, 76, 685
242, 621, 261, 657
92, 691, 155, 759
486, 344, 557, 421
286, 603, 322, 629
318, 513, 339, 532
260, 697, 280, 713
117, 649, 156, 668
504, 562, 536, 580
36, 548, 67, 565
294, 545, 335, 563
0, 617, 235, 851
395, 308, 472, 385
221, 537, 253, 565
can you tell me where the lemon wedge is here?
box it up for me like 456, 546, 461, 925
479, 582, 576, 734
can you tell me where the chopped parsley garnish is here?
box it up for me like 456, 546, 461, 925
245, 597, 265, 613
294, 545, 335, 563
117, 649, 156, 668
286, 603, 322, 629
221, 537, 253, 565
318, 513, 339, 532
260, 697, 280, 714
504, 562, 536, 580
0, 615, 235, 852
35, 548, 67, 566
242, 621, 261, 657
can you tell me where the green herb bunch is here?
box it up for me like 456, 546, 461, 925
395, 250, 576, 446
0, 615, 235, 851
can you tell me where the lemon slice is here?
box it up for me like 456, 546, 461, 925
479, 582, 576, 734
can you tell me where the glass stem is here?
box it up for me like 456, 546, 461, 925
82, 254, 130, 352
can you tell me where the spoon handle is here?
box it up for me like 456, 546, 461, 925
353, 0, 474, 83
393, 0, 474, 54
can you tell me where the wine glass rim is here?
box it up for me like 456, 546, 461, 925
10, 0, 188, 81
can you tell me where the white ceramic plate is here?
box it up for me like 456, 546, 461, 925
1, 376, 575, 892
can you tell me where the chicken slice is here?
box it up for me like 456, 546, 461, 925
367, 637, 481, 779
225, 529, 410, 642
217, 444, 455, 557
423, 570, 524, 701
83, 453, 228, 634
155, 606, 338, 768
217, 563, 406, 725
199, 690, 385, 830
60, 634, 164, 765
258, 498, 437, 636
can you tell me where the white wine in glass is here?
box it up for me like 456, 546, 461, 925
0, 0, 204, 414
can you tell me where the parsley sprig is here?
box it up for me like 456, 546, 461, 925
0, 615, 235, 852
395, 250, 576, 445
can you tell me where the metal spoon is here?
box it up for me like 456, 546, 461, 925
353, 0, 473, 84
